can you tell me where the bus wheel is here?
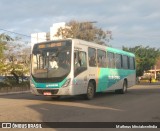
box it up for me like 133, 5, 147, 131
116, 80, 127, 94
123, 80, 128, 93
85, 82, 95, 100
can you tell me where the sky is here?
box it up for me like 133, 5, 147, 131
0, 0, 160, 49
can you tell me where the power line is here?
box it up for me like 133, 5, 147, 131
0, 28, 47, 41
1, 40, 30, 45
0, 28, 31, 38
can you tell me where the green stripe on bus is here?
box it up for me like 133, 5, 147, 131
97, 68, 135, 92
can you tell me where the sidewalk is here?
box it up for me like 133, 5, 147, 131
0, 90, 30, 95
137, 81, 160, 85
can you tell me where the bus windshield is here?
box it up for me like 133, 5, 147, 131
31, 40, 72, 82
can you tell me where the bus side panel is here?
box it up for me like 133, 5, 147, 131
105, 73, 136, 91
72, 70, 89, 95
97, 68, 136, 91
96, 68, 109, 92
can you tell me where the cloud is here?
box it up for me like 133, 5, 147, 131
0, 0, 160, 48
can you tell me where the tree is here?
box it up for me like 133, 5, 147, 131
5, 42, 30, 83
0, 33, 14, 74
0, 33, 14, 58
0, 33, 30, 83
54, 20, 111, 45
0, 42, 5, 59
123, 46, 160, 76
0, 43, 6, 74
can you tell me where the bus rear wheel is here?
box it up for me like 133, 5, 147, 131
115, 80, 127, 94
85, 82, 95, 100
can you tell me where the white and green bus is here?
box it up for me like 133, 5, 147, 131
30, 39, 136, 99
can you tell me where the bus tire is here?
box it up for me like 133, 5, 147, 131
116, 80, 127, 94
85, 82, 95, 100
121, 80, 127, 94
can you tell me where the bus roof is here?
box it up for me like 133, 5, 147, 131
107, 47, 135, 57
73, 39, 135, 57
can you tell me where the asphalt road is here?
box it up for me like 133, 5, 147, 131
0, 84, 160, 130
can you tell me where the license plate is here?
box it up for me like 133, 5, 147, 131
43, 92, 52, 96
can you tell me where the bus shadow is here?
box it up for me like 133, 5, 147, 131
25, 94, 124, 126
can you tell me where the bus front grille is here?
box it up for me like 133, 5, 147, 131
37, 89, 59, 95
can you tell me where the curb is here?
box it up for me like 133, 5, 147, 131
0, 90, 30, 96
137, 82, 160, 85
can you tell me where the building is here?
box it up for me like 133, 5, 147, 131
31, 22, 66, 48
144, 57, 160, 80
50, 22, 66, 40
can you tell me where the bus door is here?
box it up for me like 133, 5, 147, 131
73, 50, 88, 94
88, 47, 98, 89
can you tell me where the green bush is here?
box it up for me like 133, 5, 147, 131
0, 76, 30, 88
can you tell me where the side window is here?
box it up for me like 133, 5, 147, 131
79, 51, 87, 67
122, 55, 129, 69
88, 47, 97, 67
74, 51, 87, 77
107, 52, 115, 68
97, 49, 107, 67
115, 54, 122, 69
129, 57, 135, 70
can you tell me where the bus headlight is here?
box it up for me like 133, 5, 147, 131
62, 78, 71, 88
